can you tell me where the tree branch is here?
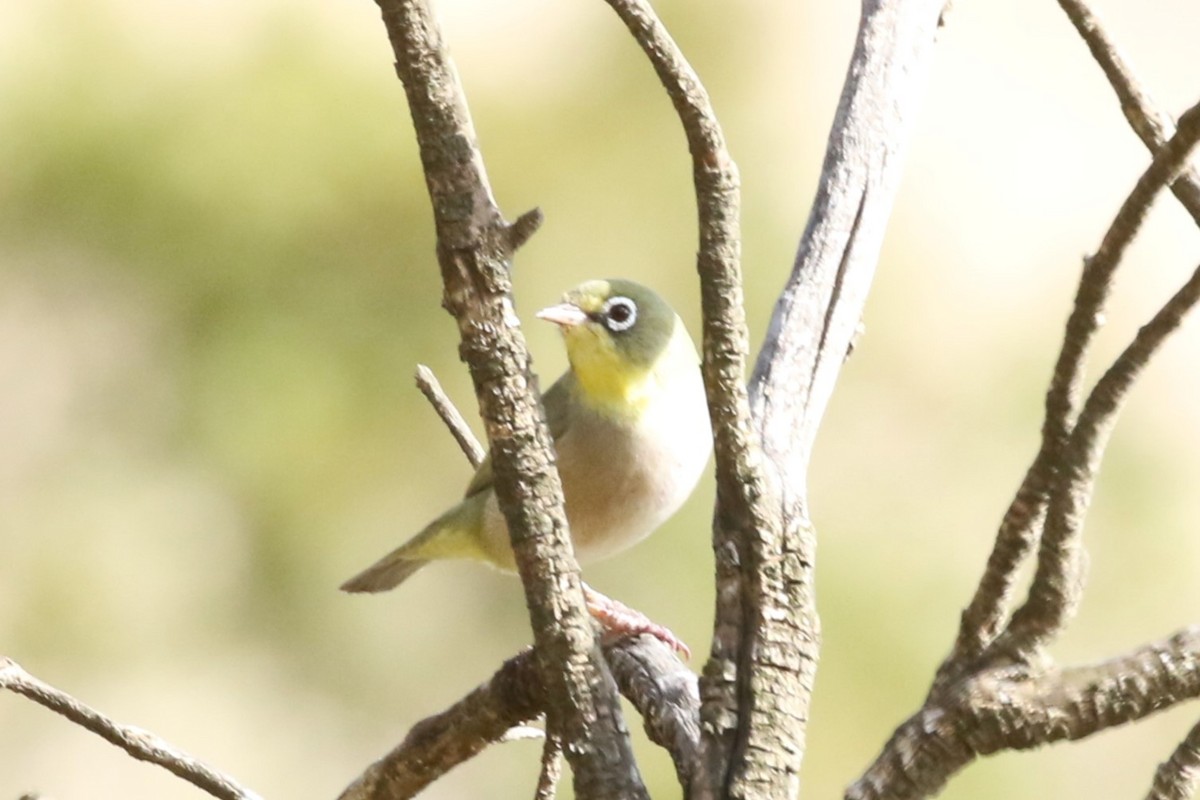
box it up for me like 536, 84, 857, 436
337, 650, 542, 800
721, 0, 949, 794
954, 98, 1200, 663
1001, 102, 1200, 654
1057, 0, 1200, 227
598, 0, 950, 792
850, 627, 1200, 800
371, 1, 644, 796
533, 732, 563, 800
337, 638, 699, 799
0, 657, 260, 800
414, 364, 484, 469
606, 634, 702, 787
592, 2, 776, 793
1144, 716, 1200, 800
1006, 257, 1200, 649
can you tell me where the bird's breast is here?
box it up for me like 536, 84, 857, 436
556, 367, 710, 563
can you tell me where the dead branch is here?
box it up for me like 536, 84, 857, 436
606, 634, 702, 786
994, 99, 1200, 656
0, 657, 260, 800
414, 364, 484, 469
597, 0, 950, 795
371, 0, 644, 795
954, 0, 1200, 665
1057, 0, 1200, 226
954, 97, 1200, 666
1144, 715, 1200, 800
856, 96, 1200, 800
592, 1, 765, 790
336, 638, 699, 800
337, 651, 541, 800
533, 731, 563, 800
850, 627, 1200, 800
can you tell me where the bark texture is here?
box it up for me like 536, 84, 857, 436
374, 1, 645, 796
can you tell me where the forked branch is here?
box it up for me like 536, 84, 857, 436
861, 26, 1200, 800
956, 98, 1200, 663
336, 638, 699, 800
372, 0, 644, 796
851, 627, 1200, 800
597, 2, 950, 796
1057, 0, 1200, 226
1000, 99, 1200, 656
340, 356, 702, 798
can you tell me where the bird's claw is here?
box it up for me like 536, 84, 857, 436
582, 585, 691, 660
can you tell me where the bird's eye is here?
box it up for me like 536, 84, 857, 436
602, 296, 637, 332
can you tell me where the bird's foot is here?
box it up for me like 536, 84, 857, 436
582, 584, 690, 661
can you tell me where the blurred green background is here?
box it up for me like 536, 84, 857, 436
3, 0, 1200, 797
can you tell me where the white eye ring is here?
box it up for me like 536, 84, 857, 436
602, 296, 637, 332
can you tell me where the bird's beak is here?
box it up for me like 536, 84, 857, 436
536, 302, 589, 328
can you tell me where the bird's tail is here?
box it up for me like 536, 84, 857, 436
339, 550, 430, 593
339, 499, 485, 594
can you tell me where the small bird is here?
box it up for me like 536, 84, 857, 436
341, 279, 711, 652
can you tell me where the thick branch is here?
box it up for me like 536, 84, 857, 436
337, 651, 542, 800
850, 627, 1200, 800
0, 657, 260, 800
722, 0, 948, 795
338, 639, 699, 799
372, 1, 644, 797
600, 0, 949, 793
749, 0, 948, 485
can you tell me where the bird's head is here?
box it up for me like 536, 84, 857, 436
537, 279, 696, 415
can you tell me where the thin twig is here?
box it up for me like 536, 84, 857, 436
1000, 103, 1200, 654
595, 0, 785, 792
0, 657, 260, 800
1057, 0, 1200, 226
1145, 716, 1200, 800
415, 364, 485, 469
954, 98, 1200, 663
533, 732, 563, 800
1007, 255, 1200, 646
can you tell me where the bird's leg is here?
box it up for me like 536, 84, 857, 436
581, 583, 691, 660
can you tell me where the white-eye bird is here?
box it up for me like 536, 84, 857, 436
340, 279, 710, 647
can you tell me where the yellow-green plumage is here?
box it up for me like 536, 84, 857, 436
340, 279, 710, 594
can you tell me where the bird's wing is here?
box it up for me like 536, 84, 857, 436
463, 373, 574, 498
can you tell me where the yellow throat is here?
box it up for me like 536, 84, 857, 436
562, 315, 697, 420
